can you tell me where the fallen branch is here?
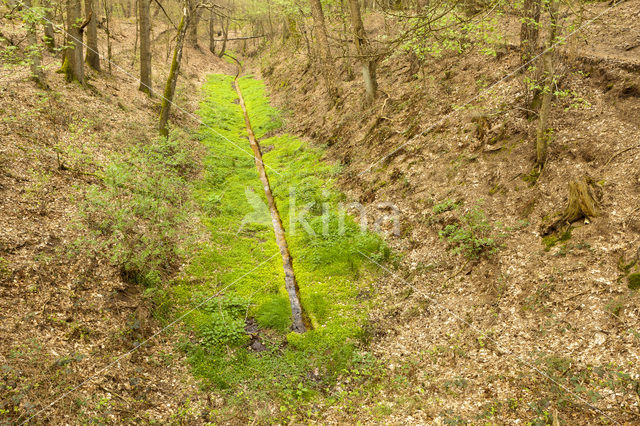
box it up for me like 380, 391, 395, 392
211, 34, 267, 42
603, 144, 640, 169
227, 54, 310, 334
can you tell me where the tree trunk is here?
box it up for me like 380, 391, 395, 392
523, 0, 542, 112
61, 0, 84, 83
24, 0, 46, 87
104, 0, 112, 73
122, 0, 131, 17
520, 0, 541, 66
281, 16, 290, 44
159, 7, 189, 137
535, 0, 558, 169
208, 9, 215, 54
43, 0, 56, 51
139, 0, 152, 95
348, 0, 377, 104
188, 7, 200, 46
309, 0, 338, 102
85, 0, 100, 70
217, 17, 229, 58
132, 0, 138, 65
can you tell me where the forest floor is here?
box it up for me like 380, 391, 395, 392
0, 17, 241, 423
1, 0, 640, 424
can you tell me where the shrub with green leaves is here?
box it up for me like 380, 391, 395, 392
77, 132, 200, 287
202, 295, 250, 317
402, 6, 503, 60
628, 273, 640, 291
432, 198, 459, 214
439, 208, 500, 259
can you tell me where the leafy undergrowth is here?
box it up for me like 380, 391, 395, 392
77, 130, 201, 287
161, 74, 389, 420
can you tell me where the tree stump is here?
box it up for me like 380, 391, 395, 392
542, 177, 599, 235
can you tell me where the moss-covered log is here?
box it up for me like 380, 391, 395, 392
231, 59, 310, 333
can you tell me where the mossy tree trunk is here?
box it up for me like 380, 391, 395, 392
84, 0, 100, 70
348, 0, 377, 105
138, 0, 152, 95
309, 0, 339, 103
158, 7, 189, 137
535, 0, 559, 169
63, 0, 84, 83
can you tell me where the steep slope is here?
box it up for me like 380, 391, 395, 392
257, 1, 640, 423
0, 17, 234, 423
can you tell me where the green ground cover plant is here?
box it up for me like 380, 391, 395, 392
169, 74, 389, 419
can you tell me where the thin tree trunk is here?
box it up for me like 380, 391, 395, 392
159, 7, 189, 137
208, 9, 215, 54
152, 0, 160, 17
43, 0, 56, 51
340, 0, 355, 80
139, 0, 152, 95
104, 0, 112, 73
217, 17, 229, 58
309, 0, 338, 102
85, 0, 100, 70
132, 0, 138, 66
520, 0, 541, 66
24, 0, 46, 87
523, 0, 542, 112
535, 0, 559, 169
281, 16, 290, 44
121, 0, 131, 17
348, 0, 377, 104
266, 0, 274, 36
61, 0, 84, 83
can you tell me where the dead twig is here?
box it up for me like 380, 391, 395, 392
603, 144, 640, 169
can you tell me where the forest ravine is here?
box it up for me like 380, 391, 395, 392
1, 0, 640, 424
